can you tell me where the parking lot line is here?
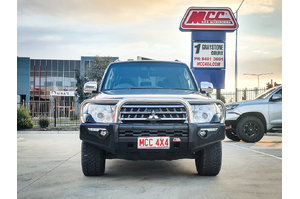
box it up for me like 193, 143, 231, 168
227, 143, 282, 160
17, 151, 80, 194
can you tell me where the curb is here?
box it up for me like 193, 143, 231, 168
17, 131, 79, 134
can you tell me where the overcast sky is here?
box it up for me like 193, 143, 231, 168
17, 0, 282, 91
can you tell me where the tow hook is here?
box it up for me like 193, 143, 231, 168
225, 125, 231, 130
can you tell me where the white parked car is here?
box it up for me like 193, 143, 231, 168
225, 86, 282, 142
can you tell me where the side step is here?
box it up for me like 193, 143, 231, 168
271, 127, 282, 131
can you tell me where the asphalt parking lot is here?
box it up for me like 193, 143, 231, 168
17, 132, 282, 199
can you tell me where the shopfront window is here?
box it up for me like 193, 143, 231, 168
30, 59, 80, 101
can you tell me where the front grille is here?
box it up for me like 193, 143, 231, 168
119, 124, 188, 137
120, 104, 187, 123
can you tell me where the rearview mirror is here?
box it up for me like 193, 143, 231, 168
84, 82, 98, 93
200, 81, 213, 94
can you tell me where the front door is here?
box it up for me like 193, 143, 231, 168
268, 89, 282, 126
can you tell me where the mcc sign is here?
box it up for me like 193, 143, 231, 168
180, 7, 238, 31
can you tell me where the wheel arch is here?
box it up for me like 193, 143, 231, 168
236, 112, 267, 133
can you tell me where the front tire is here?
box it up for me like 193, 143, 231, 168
236, 116, 265, 143
195, 142, 222, 176
81, 141, 106, 176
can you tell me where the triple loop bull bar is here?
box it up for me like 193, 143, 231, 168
80, 97, 226, 124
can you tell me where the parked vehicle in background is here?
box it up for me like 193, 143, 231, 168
225, 86, 282, 142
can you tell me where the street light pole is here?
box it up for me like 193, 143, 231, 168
234, 0, 245, 102
235, 11, 238, 102
243, 73, 273, 88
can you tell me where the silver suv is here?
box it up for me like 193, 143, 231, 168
79, 61, 226, 176
225, 86, 282, 142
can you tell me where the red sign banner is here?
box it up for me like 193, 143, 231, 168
180, 7, 238, 32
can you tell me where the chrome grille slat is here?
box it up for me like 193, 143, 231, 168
122, 105, 185, 108
120, 111, 186, 114
121, 118, 185, 121
120, 104, 187, 123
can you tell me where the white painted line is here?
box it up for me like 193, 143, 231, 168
228, 143, 282, 160
17, 151, 81, 193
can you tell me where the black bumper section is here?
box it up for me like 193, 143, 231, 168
80, 123, 225, 160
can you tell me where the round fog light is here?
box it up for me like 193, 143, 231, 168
199, 130, 207, 137
99, 130, 108, 137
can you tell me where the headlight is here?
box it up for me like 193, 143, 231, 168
82, 104, 114, 123
225, 104, 239, 111
191, 104, 219, 123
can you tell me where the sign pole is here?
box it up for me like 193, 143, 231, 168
235, 11, 238, 102
217, 89, 221, 100
234, 0, 245, 101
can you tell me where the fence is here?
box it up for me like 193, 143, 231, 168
17, 100, 80, 128
17, 87, 267, 127
211, 87, 267, 103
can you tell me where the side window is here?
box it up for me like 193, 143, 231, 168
271, 88, 282, 102
275, 89, 282, 95
276, 89, 282, 101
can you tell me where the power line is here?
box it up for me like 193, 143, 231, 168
234, 0, 245, 14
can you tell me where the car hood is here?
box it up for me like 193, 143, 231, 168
226, 98, 267, 107
225, 98, 269, 115
93, 89, 209, 100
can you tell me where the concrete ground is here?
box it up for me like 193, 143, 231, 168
17, 132, 282, 199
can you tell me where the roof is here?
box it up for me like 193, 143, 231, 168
111, 60, 187, 65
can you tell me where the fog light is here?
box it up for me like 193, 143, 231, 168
202, 128, 219, 132
88, 128, 104, 132
198, 128, 219, 138
88, 128, 108, 138
199, 130, 207, 137
99, 130, 108, 137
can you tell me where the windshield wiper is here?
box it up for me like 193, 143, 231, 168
104, 88, 195, 91
168, 88, 195, 91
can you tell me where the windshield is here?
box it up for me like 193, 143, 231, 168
101, 62, 197, 92
255, 87, 278, 99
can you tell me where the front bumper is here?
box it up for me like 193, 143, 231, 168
225, 112, 240, 127
80, 123, 225, 160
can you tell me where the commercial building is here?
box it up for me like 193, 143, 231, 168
17, 56, 118, 118
17, 56, 119, 103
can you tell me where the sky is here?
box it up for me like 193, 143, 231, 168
16, 0, 282, 91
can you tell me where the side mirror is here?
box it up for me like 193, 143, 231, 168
200, 81, 213, 94
271, 94, 282, 101
84, 82, 98, 93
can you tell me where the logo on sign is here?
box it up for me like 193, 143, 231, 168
180, 7, 238, 31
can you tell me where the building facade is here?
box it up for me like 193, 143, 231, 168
17, 56, 118, 118
17, 57, 31, 102
17, 56, 118, 103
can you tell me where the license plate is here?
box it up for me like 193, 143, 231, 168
138, 137, 170, 149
